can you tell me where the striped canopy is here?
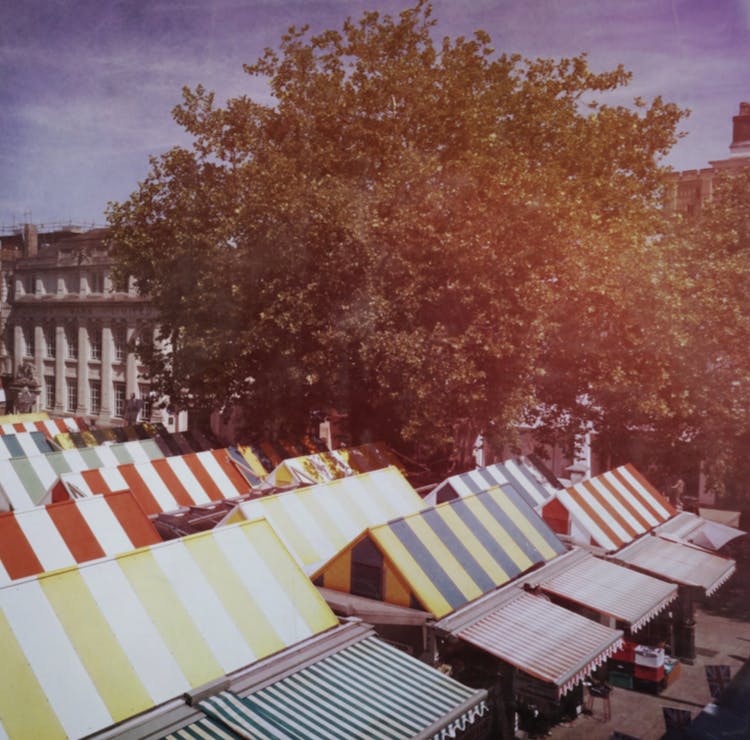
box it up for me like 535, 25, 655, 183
227, 467, 426, 575
171, 638, 488, 740
541, 464, 676, 552
457, 592, 623, 696
611, 536, 736, 597
316, 486, 566, 619
0, 519, 338, 739
0, 416, 88, 440
0, 439, 165, 512
425, 458, 553, 509
529, 549, 678, 632
0, 431, 55, 459
265, 442, 404, 487
57, 449, 254, 516
0, 490, 162, 584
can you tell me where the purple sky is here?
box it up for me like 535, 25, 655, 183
1, 0, 748, 228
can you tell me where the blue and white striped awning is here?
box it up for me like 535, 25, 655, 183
168, 637, 488, 740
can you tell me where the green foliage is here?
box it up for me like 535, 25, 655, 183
106, 2, 688, 461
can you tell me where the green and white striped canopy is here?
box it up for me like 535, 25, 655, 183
167, 637, 488, 740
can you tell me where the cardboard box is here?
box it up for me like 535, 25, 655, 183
634, 645, 665, 668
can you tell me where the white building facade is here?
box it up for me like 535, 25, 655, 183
0, 225, 157, 426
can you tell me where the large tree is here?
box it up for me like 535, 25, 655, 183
107, 1, 685, 462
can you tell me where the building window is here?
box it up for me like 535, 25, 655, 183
113, 327, 127, 362
89, 271, 104, 293
23, 326, 34, 357
24, 274, 36, 295
114, 382, 126, 417
45, 376, 56, 410
89, 327, 102, 360
89, 380, 101, 414
66, 326, 78, 359
44, 326, 56, 359
66, 379, 77, 413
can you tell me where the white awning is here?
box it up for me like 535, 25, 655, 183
611, 535, 736, 596
456, 591, 623, 696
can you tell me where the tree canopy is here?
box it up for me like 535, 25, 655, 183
107, 1, 694, 471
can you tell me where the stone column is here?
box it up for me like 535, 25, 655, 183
13, 324, 23, 375
54, 325, 65, 414
126, 324, 138, 397
100, 324, 113, 419
34, 325, 44, 398
77, 323, 89, 416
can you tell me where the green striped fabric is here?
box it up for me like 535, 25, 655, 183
176, 637, 487, 739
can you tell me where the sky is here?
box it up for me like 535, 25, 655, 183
0, 0, 748, 229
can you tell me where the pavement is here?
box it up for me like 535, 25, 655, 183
544, 538, 750, 740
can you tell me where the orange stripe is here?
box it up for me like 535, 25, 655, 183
586, 477, 646, 537
597, 473, 653, 532
151, 458, 194, 507
570, 484, 625, 548
182, 453, 225, 500
214, 450, 252, 492
47, 500, 106, 562
117, 464, 162, 516
105, 491, 162, 547
0, 512, 44, 578
621, 464, 675, 519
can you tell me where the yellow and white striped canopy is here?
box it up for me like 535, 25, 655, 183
226, 466, 426, 575
0, 519, 338, 739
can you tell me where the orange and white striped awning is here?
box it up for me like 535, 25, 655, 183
0, 491, 162, 584
57, 449, 254, 516
542, 464, 675, 552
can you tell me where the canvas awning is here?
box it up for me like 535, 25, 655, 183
0, 416, 87, 439
425, 458, 553, 509
226, 466, 426, 575
0, 439, 166, 511
56, 448, 253, 515
265, 442, 404, 487
0, 519, 338, 738
610, 535, 736, 597
542, 464, 676, 552
0, 431, 54, 459
523, 548, 678, 631
453, 591, 623, 696
170, 638, 488, 740
655, 511, 745, 551
314, 486, 567, 619
0, 490, 162, 584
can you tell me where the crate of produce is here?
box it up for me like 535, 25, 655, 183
608, 659, 635, 675
608, 670, 634, 690
634, 645, 665, 668
635, 664, 665, 682
611, 640, 637, 663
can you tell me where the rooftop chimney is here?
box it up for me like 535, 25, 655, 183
730, 102, 750, 156
22, 224, 38, 258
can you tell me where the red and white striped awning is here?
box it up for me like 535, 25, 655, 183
57, 449, 254, 515
0, 491, 162, 584
0, 417, 88, 440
